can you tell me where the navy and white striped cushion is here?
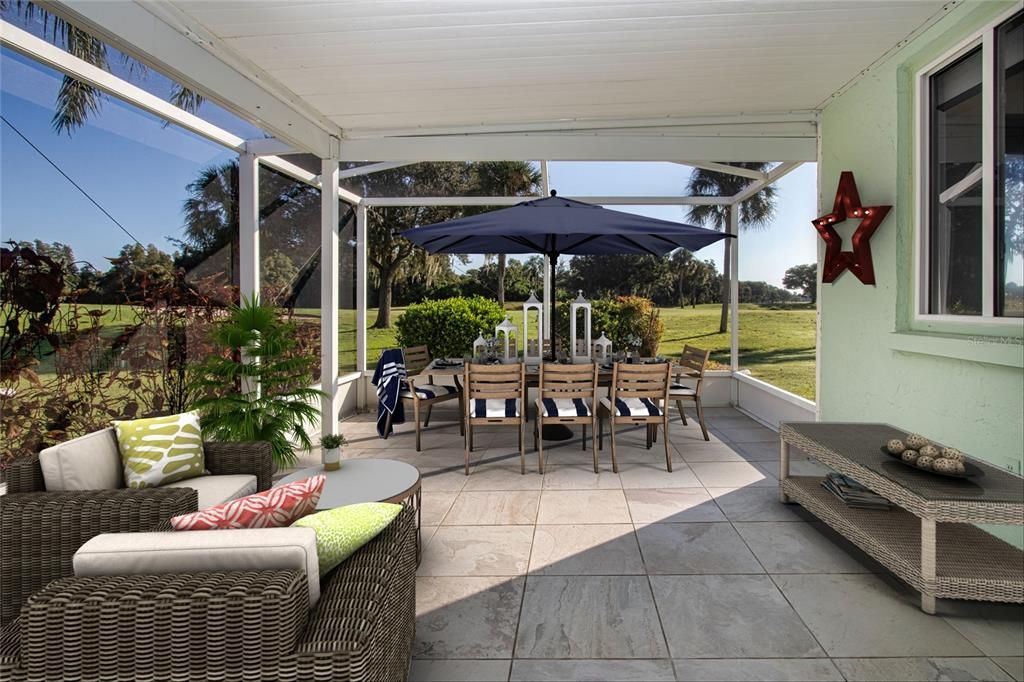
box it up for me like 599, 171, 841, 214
471, 398, 519, 418
540, 398, 591, 417
601, 396, 662, 417
669, 384, 696, 396
400, 383, 458, 399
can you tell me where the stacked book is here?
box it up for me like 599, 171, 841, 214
821, 473, 892, 510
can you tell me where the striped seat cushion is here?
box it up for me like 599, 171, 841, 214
600, 396, 662, 417
669, 384, 696, 396
470, 398, 520, 418
540, 398, 591, 417
400, 383, 459, 399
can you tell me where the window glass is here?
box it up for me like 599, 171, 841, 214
928, 47, 984, 315
996, 12, 1024, 317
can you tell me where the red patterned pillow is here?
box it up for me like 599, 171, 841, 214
170, 475, 325, 531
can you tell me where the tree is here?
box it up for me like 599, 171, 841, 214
261, 252, 299, 303
8, 2, 202, 133
671, 249, 719, 307
783, 263, 818, 303
101, 243, 176, 302
16, 240, 78, 291
565, 254, 675, 303
685, 163, 778, 332
467, 162, 542, 306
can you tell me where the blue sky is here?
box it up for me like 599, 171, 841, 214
0, 44, 817, 288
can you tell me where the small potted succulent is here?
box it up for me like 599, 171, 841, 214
320, 433, 347, 471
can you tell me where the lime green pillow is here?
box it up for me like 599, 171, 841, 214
293, 502, 402, 575
113, 412, 205, 489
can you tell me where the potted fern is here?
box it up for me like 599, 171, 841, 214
190, 296, 323, 468
320, 433, 347, 471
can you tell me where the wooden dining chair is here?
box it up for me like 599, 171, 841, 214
463, 362, 527, 475
534, 362, 599, 474
400, 346, 463, 451
597, 362, 673, 473
669, 345, 712, 441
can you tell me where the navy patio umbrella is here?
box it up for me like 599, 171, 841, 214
400, 191, 733, 350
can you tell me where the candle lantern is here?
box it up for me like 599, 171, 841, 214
472, 331, 487, 360
593, 332, 613, 363
495, 317, 517, 361
569, 290, 592, 364
522, 291, 544, 366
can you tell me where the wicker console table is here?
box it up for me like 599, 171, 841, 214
779, 422, 1024, 614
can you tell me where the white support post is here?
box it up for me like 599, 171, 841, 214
355, 203, 369, 409
238, 151, 260, 397
321, 158, 341, 437
729, 206, 740, 402
540, 160, 552, 341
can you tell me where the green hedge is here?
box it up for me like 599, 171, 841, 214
556, 295, 664, 356
395, 296, 506, 358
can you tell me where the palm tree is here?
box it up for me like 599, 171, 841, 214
685, 163, 778, 332
7, 2, 202, 134
468, 161, 542, 306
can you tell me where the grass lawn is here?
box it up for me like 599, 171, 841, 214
18, 302, 816, 400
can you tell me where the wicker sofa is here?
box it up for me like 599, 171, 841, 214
0, 442, 418, 681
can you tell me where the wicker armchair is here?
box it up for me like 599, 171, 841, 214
0, 505, 418, 682
0, 441, 274, 625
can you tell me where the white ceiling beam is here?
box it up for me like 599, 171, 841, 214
730, 161, 803, 204
45, 0, 341, 158
340, 134, 817, 163
363, 195, 730, 207
338, 161, 416, 179
243, 137, 301, 156
676, 161, 767, 181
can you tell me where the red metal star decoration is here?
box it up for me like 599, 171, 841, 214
813, 172, 891, 285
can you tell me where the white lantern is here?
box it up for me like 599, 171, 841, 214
472, 331, 487, 359
593, 332, 613, 363
495, 317, 517, 361
522, 291, 544, 366
569, 290, 592, 364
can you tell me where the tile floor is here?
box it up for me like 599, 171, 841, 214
315, 407, 1023, 682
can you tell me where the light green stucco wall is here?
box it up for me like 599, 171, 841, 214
818, 2, 1024, 539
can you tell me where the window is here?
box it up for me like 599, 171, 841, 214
919, 9, 1024, 320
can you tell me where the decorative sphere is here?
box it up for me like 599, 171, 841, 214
887, 439, 906, 455
919, 444, 940, 459
901, 450, 920, 463
933, 458, 959, 475
916, 455, 935, 471
953, 461, 966, 475
940, 447, 964, 462
905, 434, 930, 450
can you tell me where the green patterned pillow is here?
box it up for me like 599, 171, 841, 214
113, 412, 205, 489
292, 502, 402, 575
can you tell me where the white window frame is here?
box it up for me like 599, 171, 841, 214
913, 2, 1023, 326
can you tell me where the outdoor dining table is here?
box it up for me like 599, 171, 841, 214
419, 358, 695, 386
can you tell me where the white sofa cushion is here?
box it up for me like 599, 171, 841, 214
39, 428, 123, 491
74, 527, 321, 607
161, 474, 258, 510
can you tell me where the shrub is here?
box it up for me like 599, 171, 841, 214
555, 295, 664, 357
395, 296, 506, 358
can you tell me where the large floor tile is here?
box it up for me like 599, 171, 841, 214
515, 576, 668, 659
734, 521, 874, 573
674, 444, 746, 462
418, 467, 471, 493
410, 659, 511, 682
418, 525, 534, 576
708, 486, 807, 522
637, 523, 763, 574
624, 488, 726, 524
541, 463, 622, 489
444, 490, 540, 525
689, 461, 775, 488
617, 462, 702, 489
731, 440, 791, 462
650, 574, 824, 658
672, 658, 844, 682
939, 601, 1024, 657
415, 576, 524, 659
831, 657, 1014, 681
994, 657, 1024, 682
757, 459, 832, 479
420, 491, 458, 526
462, 463, 543, 490
510, 659, 675, 681
717, 426, 779, 443
773, 573, 983, 657
529, 524, 643, 575
536, 489, 631, 524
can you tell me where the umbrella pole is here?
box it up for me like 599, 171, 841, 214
542, 251, 573, 442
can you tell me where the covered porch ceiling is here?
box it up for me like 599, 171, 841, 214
48, 0, 953, 162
